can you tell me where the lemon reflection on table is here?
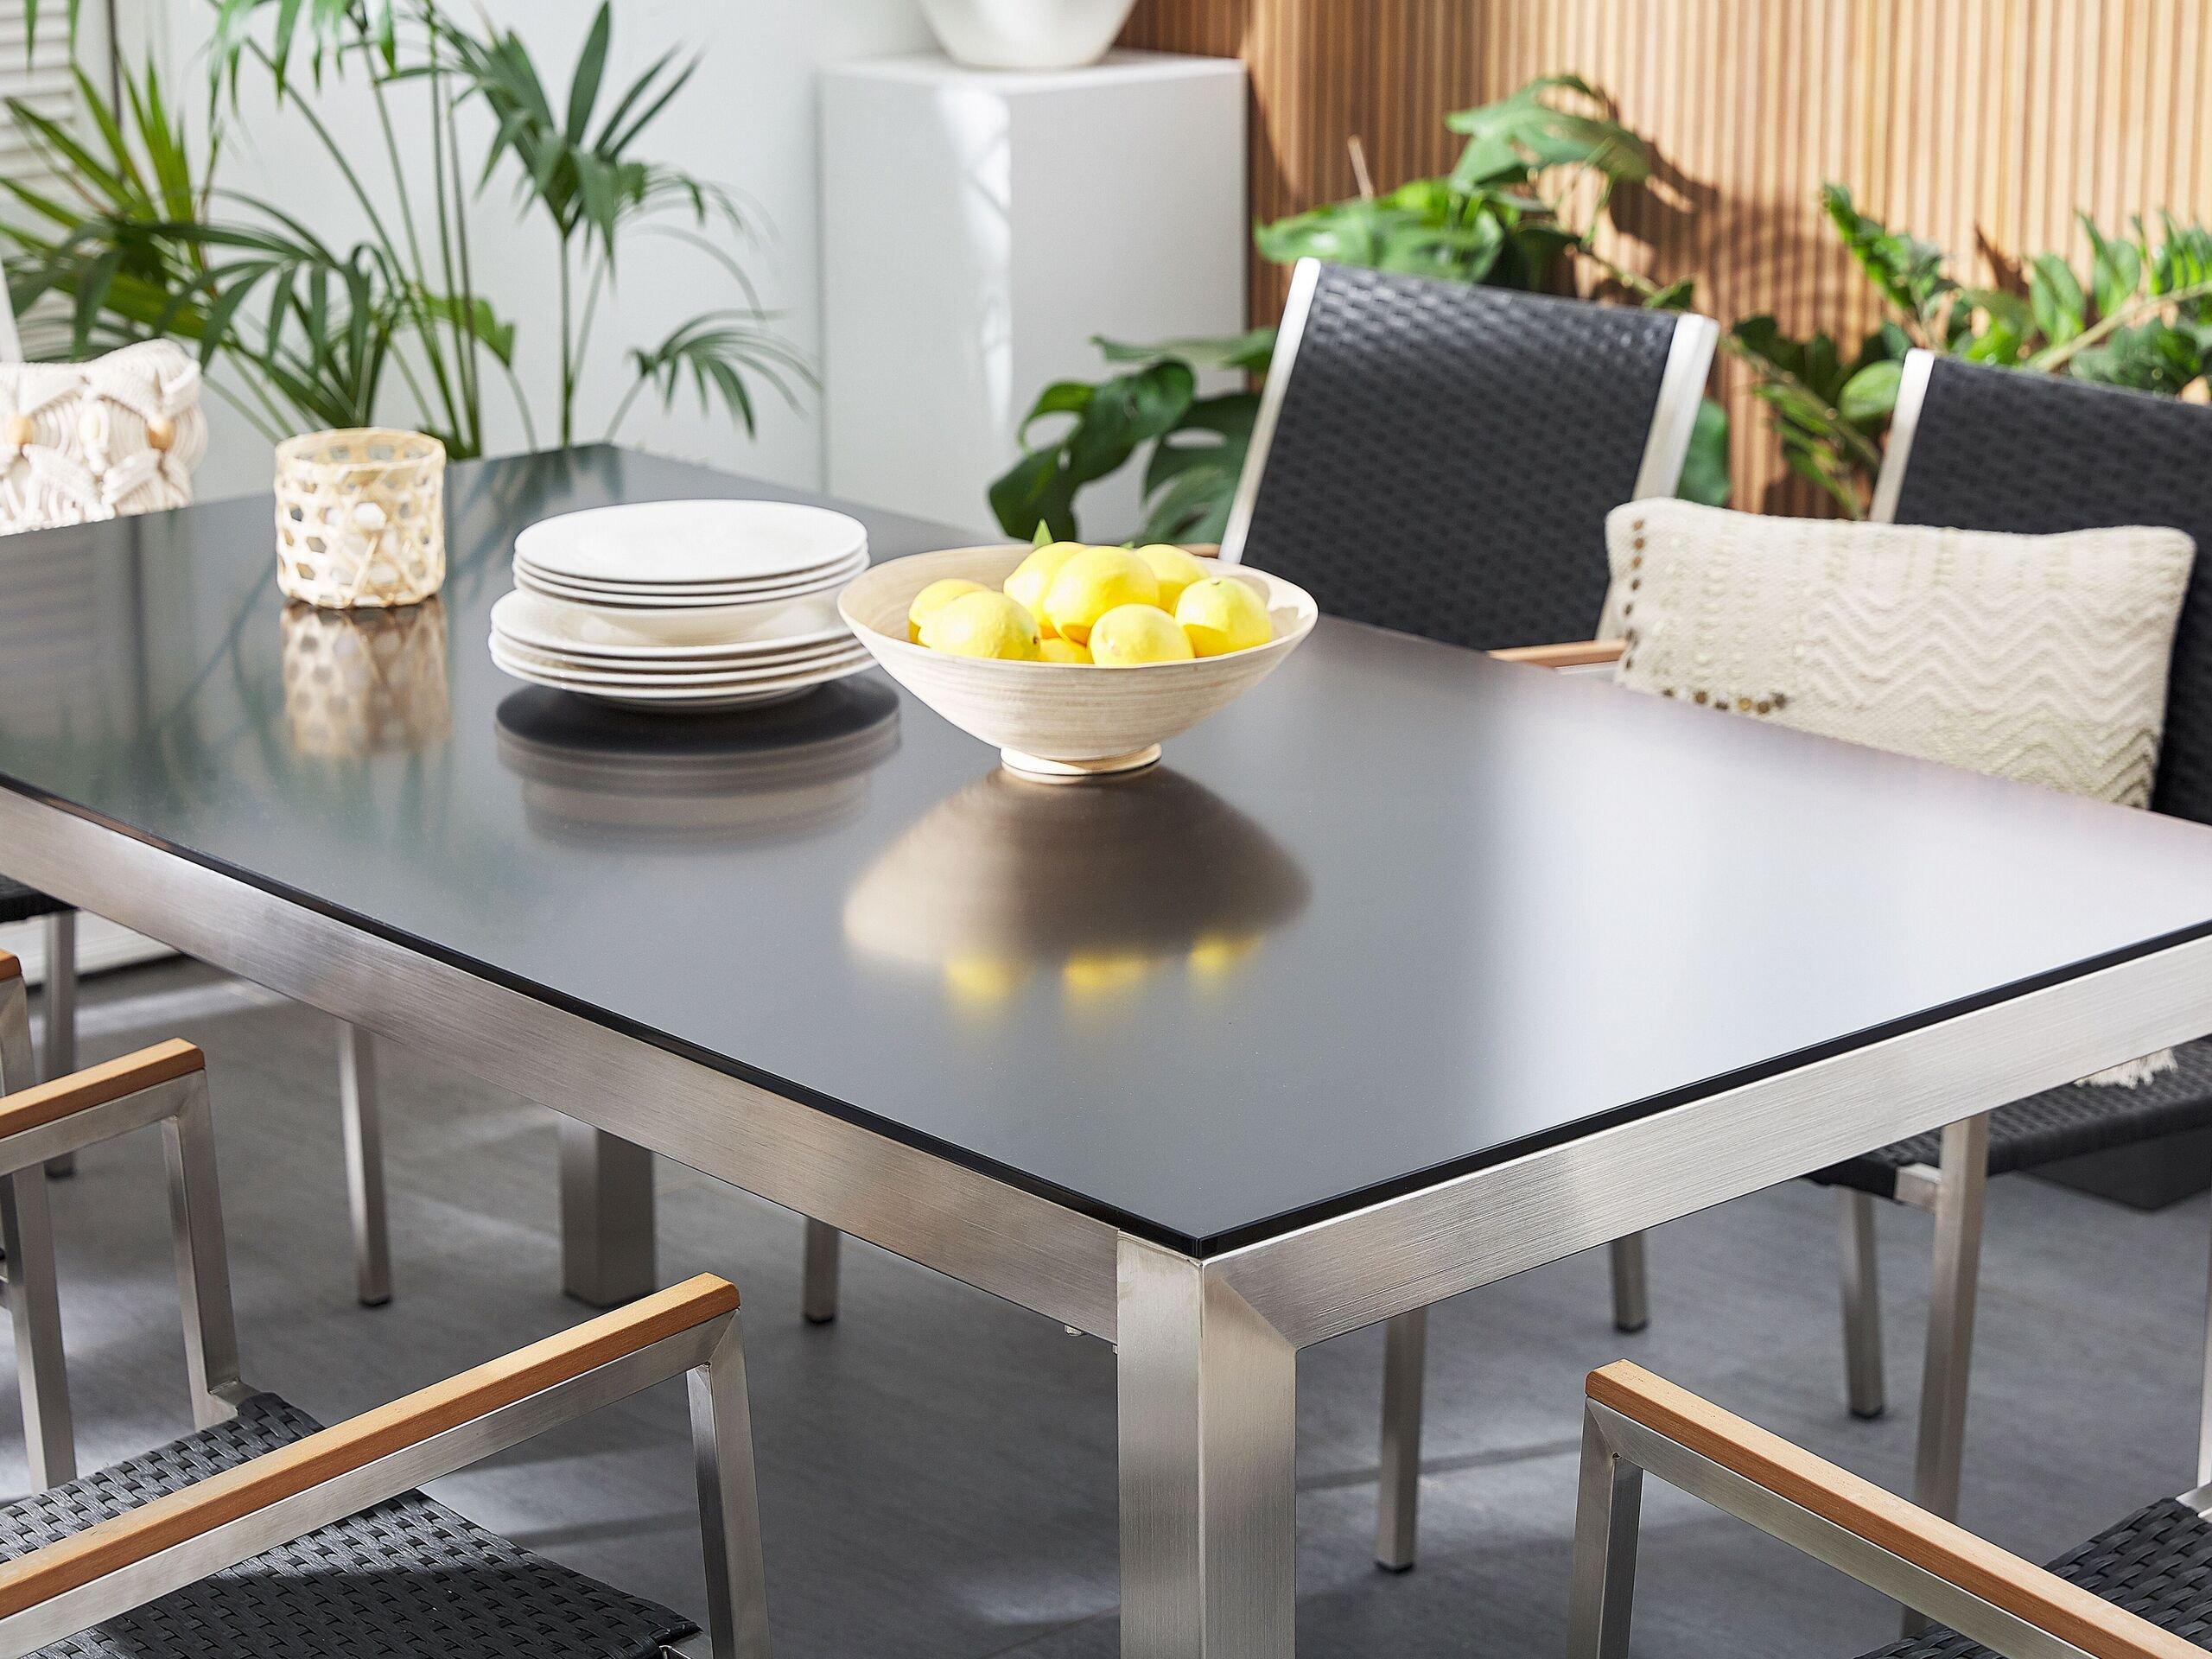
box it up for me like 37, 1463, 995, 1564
280, 600, 452, 757
493, 677, 900, 848
843, 766, 1309, 1019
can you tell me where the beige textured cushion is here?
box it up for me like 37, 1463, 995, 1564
1604, 499, 2195, 809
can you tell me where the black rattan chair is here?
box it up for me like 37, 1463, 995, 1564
1219, 257, 1719, 651
1591, 355, 2212, 1539
0, 955, 766, 1658
1383, 355, 2212, 1579
1801, 353, 2212, 1513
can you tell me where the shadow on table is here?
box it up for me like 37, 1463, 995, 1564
493, 677, 901, 847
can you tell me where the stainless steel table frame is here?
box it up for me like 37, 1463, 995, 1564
7, 785, 2209, 1656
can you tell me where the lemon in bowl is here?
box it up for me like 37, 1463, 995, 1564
907, 576, 988, 642
1090, 603, 1195, 665
1003, 541, 1084, 635
1134, 543, 1208, 613
919, 589, 1042, 660
1177, 575, 1274, 657
1042, 547, 1159, 645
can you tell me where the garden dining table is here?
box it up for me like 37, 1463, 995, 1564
5, 445, 2212, 1657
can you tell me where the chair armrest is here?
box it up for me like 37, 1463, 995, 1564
0, 1274, 741, 1636
0, 949, 17, 982
0, 1040, 203, 1141
1487, 639, 1624, 670
1588, 1363, 2200, 1659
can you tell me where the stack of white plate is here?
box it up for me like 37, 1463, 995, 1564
492, 500, 876, 710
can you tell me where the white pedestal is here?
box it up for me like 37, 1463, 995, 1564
821, 50, 1248, 539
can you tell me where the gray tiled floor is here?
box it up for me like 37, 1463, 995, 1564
10, 958, 2207, 1656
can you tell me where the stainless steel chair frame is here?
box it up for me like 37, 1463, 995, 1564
1568, 1365, 2211, 1659
0, 1022, 767, 1657
0, 1012, 245, 1485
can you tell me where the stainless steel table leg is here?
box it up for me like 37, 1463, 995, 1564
41, 912, 75, 1179
1608, 1234, 1649, 1332
1374, 1306, 1425, 1571
802, 1217, 841, 1324
1118, 1237, 1297, 1658
336, 1023, 393, 1307
1839, 1188, 1885, 1419
560, 1120, 657, 1306
0, 1170, 73, 1487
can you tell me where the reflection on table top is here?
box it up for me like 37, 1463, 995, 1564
4, 445, 2212, 1252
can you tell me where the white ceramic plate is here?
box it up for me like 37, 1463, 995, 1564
514, 557, 867, 610
491, 589, 853, 660
514, 499, 868, 587
492, 629, 864, 678
491, 639, 875, 702
491, 634, 871, 687
512, 545, 869, 597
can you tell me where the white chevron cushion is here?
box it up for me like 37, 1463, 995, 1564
1603, 499, 2194, 810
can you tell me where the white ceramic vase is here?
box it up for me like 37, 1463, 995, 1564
918, 0, 1139, 70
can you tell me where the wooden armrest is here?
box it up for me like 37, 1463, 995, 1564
0, 949, 17, 982
1487, 639, 1624, 669
0, 1273, 741, 1620
1589, 1363, 2200, 1659
0, 1040, 203, 1139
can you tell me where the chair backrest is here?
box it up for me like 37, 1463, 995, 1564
1873, 349, 2212, 827
1219, 257, 1718, 651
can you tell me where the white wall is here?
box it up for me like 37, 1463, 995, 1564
119, 0, 935, 502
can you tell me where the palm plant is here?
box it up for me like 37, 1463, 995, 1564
1732, 185, 2212, 514
3, 0, 807, 458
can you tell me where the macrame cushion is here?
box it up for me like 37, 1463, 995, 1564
0, 340, 206, 534
1605, 499, 2194, 808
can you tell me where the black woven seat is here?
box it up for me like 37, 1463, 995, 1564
1813, 1035, 2212, 1200
1, 1393, 695, 1659
0, 876, 67, 926
1855, 1496, 2212, 1659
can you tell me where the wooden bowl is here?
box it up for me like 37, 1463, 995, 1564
839, 546, 1317, 779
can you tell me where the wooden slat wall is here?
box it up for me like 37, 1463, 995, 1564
1122, 0, 2212, 510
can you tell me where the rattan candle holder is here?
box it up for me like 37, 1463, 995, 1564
274, 428, 446, 609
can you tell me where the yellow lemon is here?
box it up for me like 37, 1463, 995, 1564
907, 577, 988, 642
1039, 636, 1093, 664
1089, 603, 1195, 665
1176, 576, 1272, 656
1042, 547, 1158, 645
1003, 541, 1084, 636
1133, 543, 1207, 613
921, 589, 1041, 659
